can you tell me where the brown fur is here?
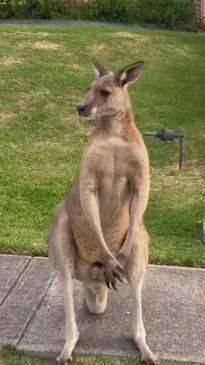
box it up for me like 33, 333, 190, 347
65, 108, 149, 278
48, 61, 157, 365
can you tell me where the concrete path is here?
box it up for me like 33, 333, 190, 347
0, 254, 204, 363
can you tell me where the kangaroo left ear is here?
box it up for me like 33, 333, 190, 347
91, 60, 109, 79
115, 61, 144, 87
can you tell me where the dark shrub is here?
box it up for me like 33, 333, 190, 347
0, 0, 195, 30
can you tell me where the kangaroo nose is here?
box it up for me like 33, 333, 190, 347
77, 104, 87, 115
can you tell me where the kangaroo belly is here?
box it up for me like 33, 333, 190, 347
70, 204, 129, 264
67, 174, 130, 265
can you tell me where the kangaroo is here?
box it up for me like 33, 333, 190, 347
48, 61, 158, 365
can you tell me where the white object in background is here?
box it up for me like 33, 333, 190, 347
203, 216, 205, 243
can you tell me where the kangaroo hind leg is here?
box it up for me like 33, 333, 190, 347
48, 203, 79, 365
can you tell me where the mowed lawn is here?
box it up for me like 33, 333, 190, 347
0, 348, 201, 365
0, 24, 204, 266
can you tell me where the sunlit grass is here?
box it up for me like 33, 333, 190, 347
0, 24, 204, 266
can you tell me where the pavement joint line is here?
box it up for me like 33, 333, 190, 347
16, 273, 55, 348
0, 256, 32, 308
149, 264, 205, 272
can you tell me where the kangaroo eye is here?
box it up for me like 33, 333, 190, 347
100, 89, 111, 97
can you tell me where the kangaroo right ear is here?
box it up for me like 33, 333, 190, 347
115, 61, 144, 87
91, 60, 109, 79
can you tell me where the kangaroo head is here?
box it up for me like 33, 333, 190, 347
77, 61, 144, 120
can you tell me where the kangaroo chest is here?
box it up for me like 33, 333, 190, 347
94, 137, 136, 194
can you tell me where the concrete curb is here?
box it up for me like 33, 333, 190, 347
0, 255, 204, 362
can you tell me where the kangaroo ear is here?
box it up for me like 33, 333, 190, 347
91, 60, 109, 79
115, 61, 144, 87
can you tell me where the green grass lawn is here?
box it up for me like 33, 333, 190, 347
0, 348, 201, 365
0, 24, 204, 266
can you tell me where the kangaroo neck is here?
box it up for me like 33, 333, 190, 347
95, 108, 136, 140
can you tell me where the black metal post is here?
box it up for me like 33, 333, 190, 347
144, 129, 185, 170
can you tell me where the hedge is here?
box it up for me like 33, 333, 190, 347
0, 0, 195, 30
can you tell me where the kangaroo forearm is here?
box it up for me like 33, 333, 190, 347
80, 190, 113, 260
128, 190, 148, 239
117, 190, 148, 264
